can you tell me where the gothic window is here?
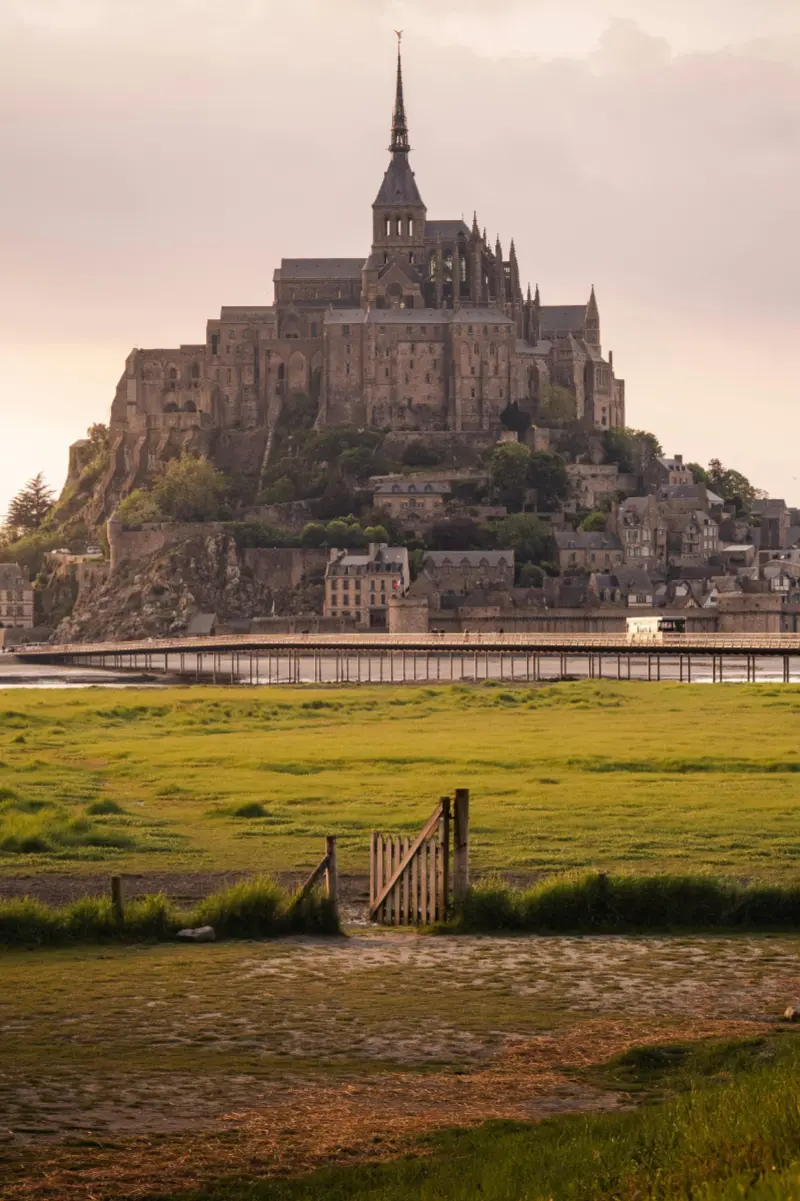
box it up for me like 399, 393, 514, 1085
460, 258, 467, 283
408, 216, 414, 236
429, 255, 437, 281
471, 366, 476, 375
342, 325, 350, 336
426, 373, 430, 384
310, 323, 318, 337
384, 216, 391, 237
346, 344, 351, 356
396, 217, 403, 237
474, 343, 479, 355
385, 368, 389, 378
190, 363, 200, 380
277, 364, 285, 381
409, 252, 414, 263
183, 400, 197, 413
169, 367, 178, 380
471, 388, 476, 398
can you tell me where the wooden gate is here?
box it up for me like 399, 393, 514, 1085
369, 789, 469, 926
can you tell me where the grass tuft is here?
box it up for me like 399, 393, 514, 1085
0, 876, 340, 948
456, 872, 800, 933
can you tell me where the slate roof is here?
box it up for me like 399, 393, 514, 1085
538, 305, 587, 334
555, 531, 623, 551
219, 306, 276, 320
374, 482, 449, 496
424, 551, 514, 568
276, 259, 364, 281
374, 155, 425, 206
425, 219, 470, 240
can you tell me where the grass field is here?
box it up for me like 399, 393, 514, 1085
2, 680, 800, 881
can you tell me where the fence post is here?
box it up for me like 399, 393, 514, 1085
325, 835, 338, 912
453, 788, 470, 909
110, 875, 125, 926
439, 796, 451, 921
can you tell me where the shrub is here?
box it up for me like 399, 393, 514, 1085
86, 799, 127, 816
231, 802, 268, 819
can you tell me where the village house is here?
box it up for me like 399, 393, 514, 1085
615, 496, 668, 569
666, 510, 720, 566
372, 480, 449, 519
323, 543, 410, 627
555, 530, 623, 574
421, 550, 515, 595
0, 564, 35, 630
645, 453, 694, 491
565, 462, 638, 511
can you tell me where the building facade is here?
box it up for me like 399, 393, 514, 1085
323, 544, 410, 627
0, 564, 35, 630
99, 40, 626, 515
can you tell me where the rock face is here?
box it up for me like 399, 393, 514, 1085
53, 531, 325, 643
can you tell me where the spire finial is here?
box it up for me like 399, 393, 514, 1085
390, 32, 410, 155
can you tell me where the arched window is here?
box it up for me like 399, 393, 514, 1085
190, 362, 200, 380
277, 363, 285, 381
408, 216, 414, 237
384, 216, 391, 237
164, 402, 179, 413
460, 257, 467, 283
396, 216, 403, 237
169, 367, 178, 380
183, 400, 197, 413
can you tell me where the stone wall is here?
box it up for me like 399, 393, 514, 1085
717, 594, 783, 633
388, 595, 429, 633
243, 547, 327, 591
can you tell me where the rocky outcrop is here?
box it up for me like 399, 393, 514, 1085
53, 532, 325, 643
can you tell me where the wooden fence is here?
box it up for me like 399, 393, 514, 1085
369, 789, 469, 926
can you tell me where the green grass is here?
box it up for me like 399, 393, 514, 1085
159, 1033, 800, 1200
3, 681, 800, 879
0, 876, 339, 947
456, 872, 800, 933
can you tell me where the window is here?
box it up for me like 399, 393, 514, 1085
310, 322, 318, 337
396, 217, 403, 237
277, 364, 285, 381
385, 368, 389, 378
342, 325, 350, 336
408, 216, 414, 236
211, 334, 219, 356
346, 344, 351, 355
471, 388, 476, 398
384, 216, 391, 237
425, 373, 430, 384
346, 364, 351, 376
474, 343, 479, 355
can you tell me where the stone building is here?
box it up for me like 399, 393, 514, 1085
372, 480, 449, 519
89, 40, 626, 520
421, 551, 515, 595
323, 543, 410, 627
0, 564, 35, 630
554, 531, 623, 574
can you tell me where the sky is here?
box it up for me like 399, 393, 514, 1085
1, 0, 798, 515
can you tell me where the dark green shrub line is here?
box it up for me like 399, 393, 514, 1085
454, 872, 800, 934
0, 876, 339, 949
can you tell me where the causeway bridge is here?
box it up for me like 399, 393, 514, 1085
15, 632, 800, 684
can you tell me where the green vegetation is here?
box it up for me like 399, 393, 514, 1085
117, 454, 228, 525
488, 441, 569, 512
4, 682, 800, 879
167, 1033, 800, 1200
0, 876, 338, 948
457, 872, 800, 933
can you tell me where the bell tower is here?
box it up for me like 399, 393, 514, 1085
371, 34, 427, 267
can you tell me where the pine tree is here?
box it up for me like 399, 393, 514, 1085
6, 473, 55, 533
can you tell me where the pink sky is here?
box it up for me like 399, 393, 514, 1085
1, 0, 798, 514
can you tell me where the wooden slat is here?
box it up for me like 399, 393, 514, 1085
428, 835, 437, 923
369, 831, 376, 910
420, 840, 428, 926
402, 836, 410, 926
410, 839, 419, 925
392, 836, 402, 925
383, 834, 392, 924
369, 803, 444, 916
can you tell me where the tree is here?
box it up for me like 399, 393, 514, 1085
687, 462, 709, 486
706, 460, 764, 510
500, 401, 531, 435
363, 524, 389, 544
153, 455, 226, 522
402, 442, 441, 468
494, 514, 554, 565
300, 522, 327, 548
580, 511, 606, 532
6, 474, 55, 533
537, 384, 577, 426
87, 423, 110, 452
518, 563, 544, 588
262, 475, 296, 504
489, 442, 532, 510
430, 517, 482, 551
528, 451, 569, 511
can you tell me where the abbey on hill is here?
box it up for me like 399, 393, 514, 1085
104, 41, 624, 503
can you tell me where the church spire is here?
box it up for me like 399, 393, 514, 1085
390, 32, 410, 155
